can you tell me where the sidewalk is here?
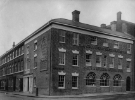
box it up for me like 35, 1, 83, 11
0, 90, 135, 98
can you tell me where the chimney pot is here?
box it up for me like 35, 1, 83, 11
13, 42, 15, 48
72, 10, 80, 22
117, 11, 122, 21
101, 24, 106, 28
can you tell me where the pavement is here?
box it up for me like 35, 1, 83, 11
0, 90, 135, 98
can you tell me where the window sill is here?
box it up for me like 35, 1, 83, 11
91, 43, 97, 45
34, 86, 37, 88
118, 67, 122, 69
58, 87, 65, 89
33, 67, 37, 69
34, 49, 37, 52
96, 65, 101, 67
72, 65, 79, 67
113, 86, 122, 87
72, 87, 78, 89
100, 86, 109, 87
86, 85, 96, 87
59, 64, 65, 66
25, 69, 30, 70
103, 43, 108, 47
86, 64, 92, 66
114, 46, 119, 49
40, 69, 47, 72
127, 51, 131, 54
59, 42, 65, 43
72, 44, 79, 46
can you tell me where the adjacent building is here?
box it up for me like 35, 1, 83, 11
0, 42, 24, 91
102, 12, 135, 91
0, 10, 134, 95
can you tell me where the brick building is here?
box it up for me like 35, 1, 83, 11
102, 12, 135, 91
0, 42, 24, 92
0, 10, 134, 95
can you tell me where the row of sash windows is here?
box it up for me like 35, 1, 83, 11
59, 51, 131, 69
58, 73, 122, 89
59, 32, 132, 54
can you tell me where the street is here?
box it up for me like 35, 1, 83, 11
0, 92, 135, 100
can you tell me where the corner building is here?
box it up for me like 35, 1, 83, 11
22, 10, 135, 95
0, 10, 134, 95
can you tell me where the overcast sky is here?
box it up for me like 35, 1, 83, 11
0, 0, 135, 55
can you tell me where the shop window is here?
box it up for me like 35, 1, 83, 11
86, 72, 96, 86
113, 74, 122, 86
100, 73, 110, 86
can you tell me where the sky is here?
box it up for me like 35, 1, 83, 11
0, 0, 135, 56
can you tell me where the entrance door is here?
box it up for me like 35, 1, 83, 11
126, 76, 130, 91
20, 78, 23, 91
27, 77, 29, 91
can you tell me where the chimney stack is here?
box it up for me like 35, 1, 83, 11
101, 24, 106, 28
72, 10, 80, 22
13, 42, 15, 48
110, 21, 116, 31
117, 11, 122, 22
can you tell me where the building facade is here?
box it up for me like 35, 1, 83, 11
0, 10, 134, 95
0, 42, 24, 92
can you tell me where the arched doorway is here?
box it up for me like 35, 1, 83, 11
126, 76, 130, 91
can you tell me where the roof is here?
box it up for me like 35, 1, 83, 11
0, 18, 135, 58
122, 20, 135, 25
51, 18, 135, 40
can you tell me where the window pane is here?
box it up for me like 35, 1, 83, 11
72, 54, 78, 65
73, 33, 79, 45
86, 54, 92, 66
59, 52, 65, 65
58, 75, 65, 88
59, 32, 65, 43
72, 76, 77, 88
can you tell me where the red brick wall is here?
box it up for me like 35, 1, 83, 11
24, 29, 51, 95
50, 28, 133, 95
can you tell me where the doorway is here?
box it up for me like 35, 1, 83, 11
126, 76, 130, 91
20, 78, 23, 91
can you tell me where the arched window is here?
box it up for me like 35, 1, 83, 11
86, 72, 96, 86
113, 74, 122, 86
100, 73, 110, 86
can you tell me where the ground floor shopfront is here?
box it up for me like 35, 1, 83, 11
49, 69, 133, 95
23, 74, 36, 93
0, 73, 23, 92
